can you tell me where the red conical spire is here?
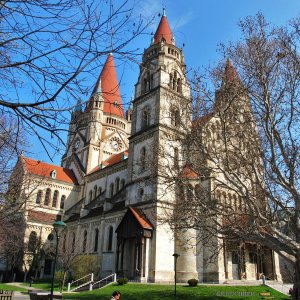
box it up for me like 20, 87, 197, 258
223, 59, 241, 84
153, 9, 174, 44
90, 53, 124, 117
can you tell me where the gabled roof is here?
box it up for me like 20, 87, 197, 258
179, 165, 199, 179
88, 150, 128, 174
129, 207, 153, 230
90, 53, 124, 118
22, 156, 78, 185
153, 12, 174, 44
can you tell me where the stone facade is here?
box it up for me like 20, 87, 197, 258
8, 12, 284, 283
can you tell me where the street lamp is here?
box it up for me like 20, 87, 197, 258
50, 221, 67, 300
172, 253, 180, 300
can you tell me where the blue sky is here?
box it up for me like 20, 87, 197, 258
30, 0, 300, 165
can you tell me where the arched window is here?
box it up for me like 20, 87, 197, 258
115, 178, 120, 192
44, 188, 51, 206
98, 187, 102, 196
36, 190, 42, 204
140, 147, 146, 170
110, 183, 114, 198
52, 190, 59, 208
28, 231, 38, 252
60, 195, 66, 209
177, 78, 182, 93
171, 109, 180, 126
107, 226, 113, 251
195, 184, 201, 199
89, 190, 93, 202
82, 230, 87, 253
94, 229, 99, 252
94, 185, 97, 199
120, 179, 125, 189
142, 109, 150, 128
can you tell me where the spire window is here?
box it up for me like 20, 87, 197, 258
141, 107, 150, 129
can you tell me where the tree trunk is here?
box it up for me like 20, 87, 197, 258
292, 252, 300, 300
60, 271, 67, 293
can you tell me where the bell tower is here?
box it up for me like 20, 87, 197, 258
126, 10, 197, 282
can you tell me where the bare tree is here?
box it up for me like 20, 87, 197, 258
0, 0, 151, 156
156, 13, 300, 298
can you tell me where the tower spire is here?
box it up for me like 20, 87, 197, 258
153, 9, 174, 45
88, 54, 124, 117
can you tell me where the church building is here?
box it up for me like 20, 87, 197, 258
15, 11, 283, 283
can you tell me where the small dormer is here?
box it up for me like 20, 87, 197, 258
51, 170, 57, 179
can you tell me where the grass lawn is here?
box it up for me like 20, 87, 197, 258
0, 283, 27, 292
63, 283, 290, 300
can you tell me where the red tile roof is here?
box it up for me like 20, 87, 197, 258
154, 14, 173, 44
90, 53, 124, 118
88, 150, 128, 174
223, 59, 241, 84
129, 207, 153, 230
180, 165, 199, 179
22, 156, 78, 184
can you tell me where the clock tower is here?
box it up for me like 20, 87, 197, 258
62, 53, 130, 179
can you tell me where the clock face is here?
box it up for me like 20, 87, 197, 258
110, 137, 122, 151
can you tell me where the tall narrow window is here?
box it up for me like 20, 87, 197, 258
82, 230, 87, 253
89, 191, 93, 202
52, 190, 59, 208
28, 231, 38, 252
36, 190, 42, 204
60, 195, 66, 209
115, 178, 120, 192
94, 185, 97, 199
174, 147, 179, 169
142, 109, 150, 128
120, 179, 125, 189
44, 188, 51, 206
140, 147, 146, 170
94, 229, 99, 252
110, 183, 114, 198
98, 187, 102, 196
71, 232, 76, 253
107, 226, 113, 251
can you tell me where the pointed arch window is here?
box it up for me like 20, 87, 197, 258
52, 190, 59, 208
142, 108, 150, 129
89, 190, 93, 203
28, 231, 38, 252
94, 228, 99, 252
44, 188, 51, 206
94, 185, 97, 199
120, 179, 125, 189
107, 226, 113, 251
98, 187, 102, 196
110, 183, 114, 198
36, 190, 42, 204
115, 178, 120, 192
82, 230, 87, 253
171, 109, 180, 126
60, 195, 66, 209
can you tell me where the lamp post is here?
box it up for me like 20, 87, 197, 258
172, 253, 180, 300
50, 221, 67, 300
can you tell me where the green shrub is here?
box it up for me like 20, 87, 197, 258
187, 278, 198, 287
117, 277, 128, 285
